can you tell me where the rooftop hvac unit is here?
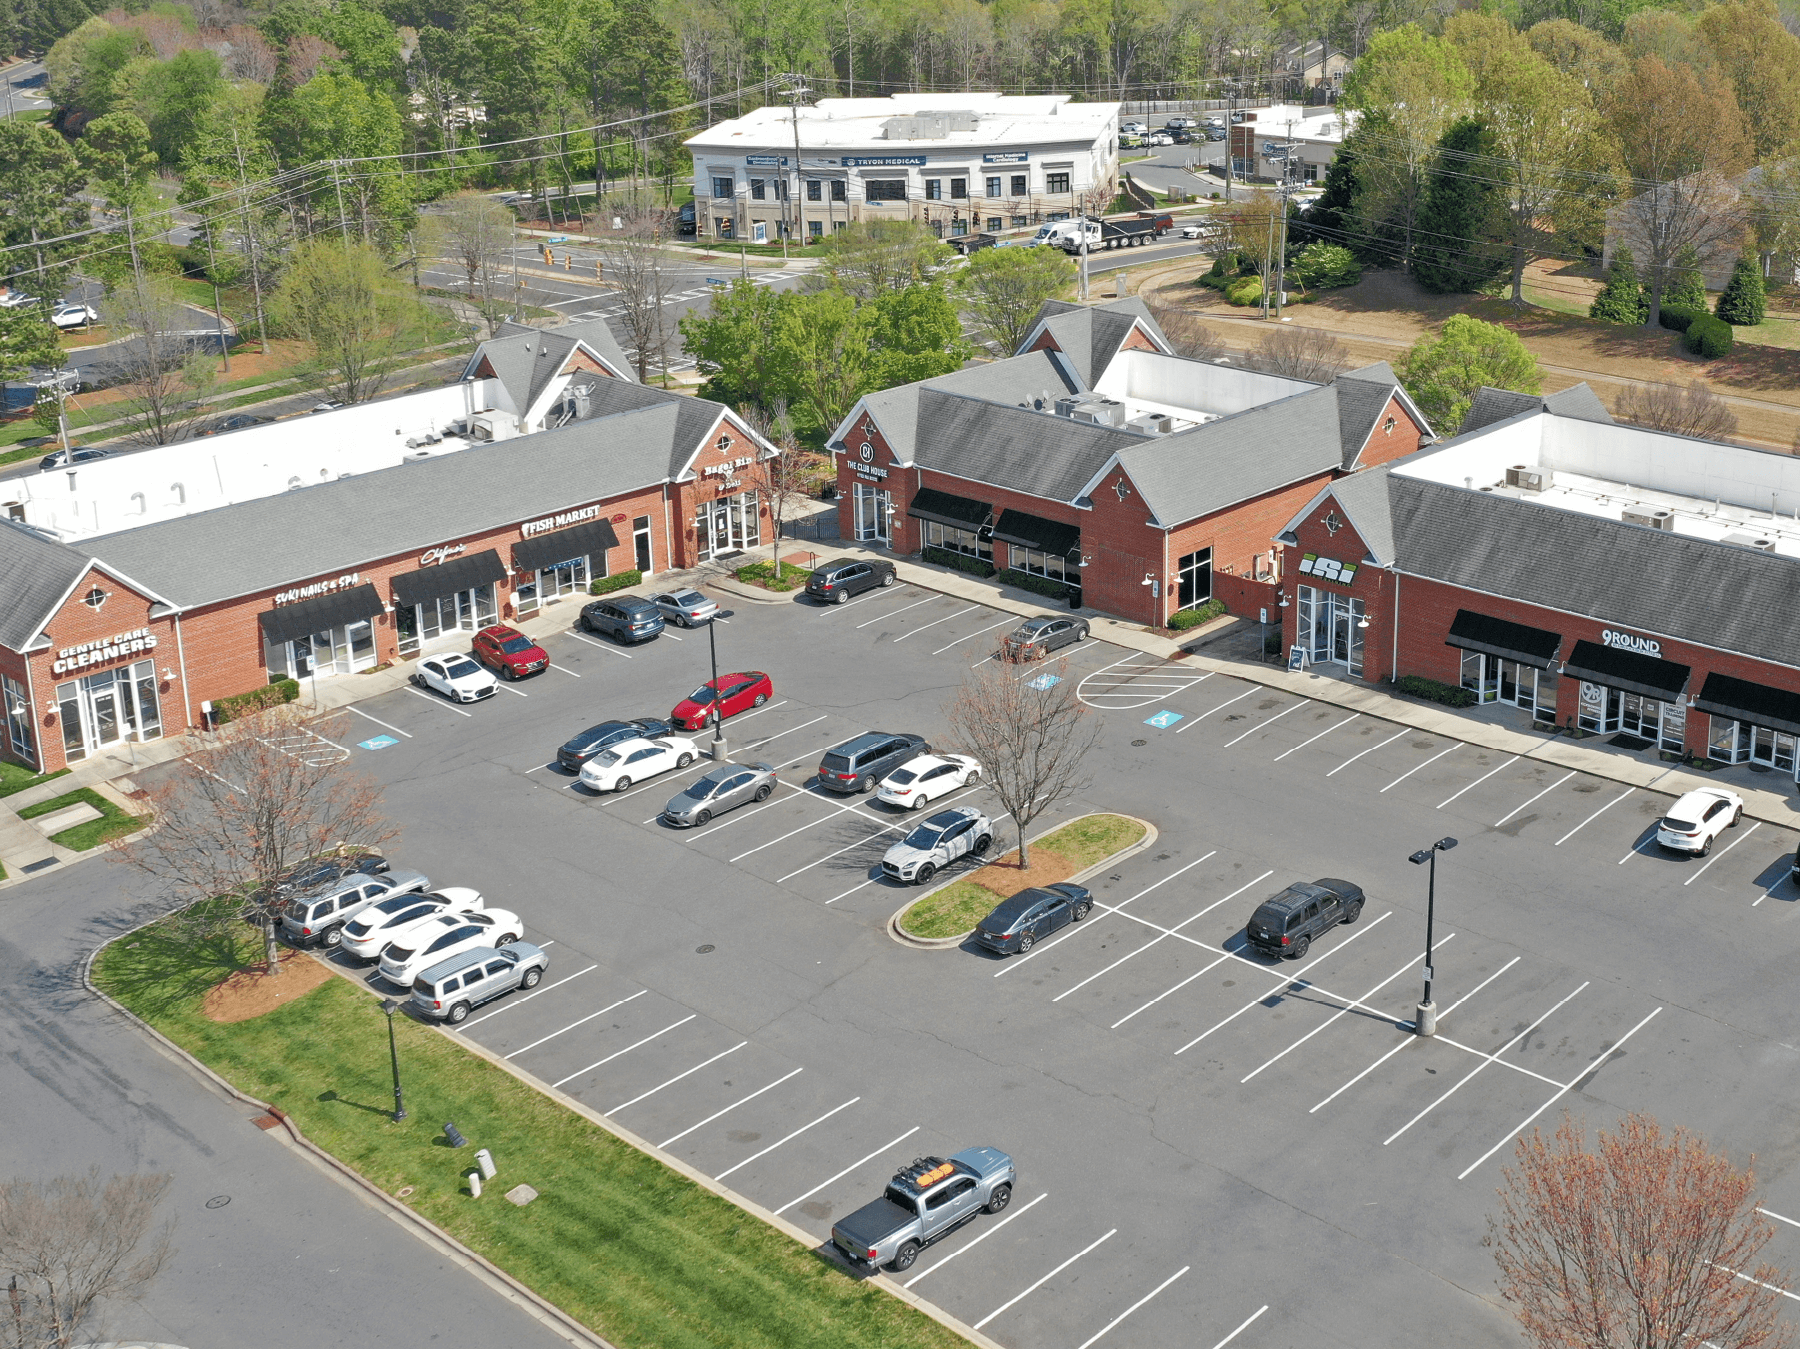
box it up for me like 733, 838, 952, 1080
1053, 395, 1081, 418
1068, 397, 1127, 428
1126, 413, 1174, 435
467, 414, 498, 442
1504, 465, 1548, 492
569, 384, 591, 420
1722, 532, 1776, 551
1621, 507, 1674, 531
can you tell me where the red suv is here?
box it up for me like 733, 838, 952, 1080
670, 672, 772, 731
472, 624, 548, 679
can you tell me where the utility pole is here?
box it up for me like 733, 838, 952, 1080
1273, 122, 1295, 322
1223, 80, 1237, 200
332, 162, 349, 243
229, 127, 268, 351
1260, 208, 1274, 319
783, 76, 811, 249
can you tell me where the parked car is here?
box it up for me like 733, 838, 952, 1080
582, 595, 664, 644
663, 760, 777, 826
974, 884, 1093, 955
1166, 116, 1195, 130
1244, 878, 1365, 960
832, 1149, 1016, 1273
1207, 127, 1228, 141
881, 807, 993, 885
806, 558, 896, 605
270, 849, 390, 900
48, 302, 98, 330
38, 446, 110, 471
278, 867, 431, 948
670, 672, 772, 732
339, 887, 485, 962
556, 717, 674, 771
877, 753, 982, 810
378, 909, 524, 988
472, 623, 548, 679
201, 413, 272, 436
411, 943, 549, 1023
1170, 129, 1194, 143
1121, 120, 1147, 135
412, 652, 498, 703
1656, 787, 1744, 855
647, 589, 720, 627
1001, 616, 1088, 660
0, 291, 41, 309
817, 731, 929, 795
1145, 131, 1174, 146
579, 735, 699, 792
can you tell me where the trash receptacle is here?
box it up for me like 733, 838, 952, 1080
1065, 585, 1083, 610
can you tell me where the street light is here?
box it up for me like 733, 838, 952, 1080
1406, 837, 1457, 1037
380, 998, 407, 1121
703, 609, 735, 760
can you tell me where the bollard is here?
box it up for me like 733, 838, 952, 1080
475, 1147, 496, 1180
443, 1121, 468, 1147
469, 1170, 482, 1198
594, 259, 603, 280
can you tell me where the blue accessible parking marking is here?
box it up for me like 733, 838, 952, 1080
1144, 710, 1184, 729
358, 735, 400, 751
1028, 673, 1062, 690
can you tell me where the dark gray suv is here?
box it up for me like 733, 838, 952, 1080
807, 559, 896, 605
582, 595, 664, 643
1245, 878, 1365, 959
817, 731, 929, 794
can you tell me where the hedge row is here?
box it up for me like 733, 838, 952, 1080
1000, 568, 1073, 600
589, 569, 643, 596
214, 679, 300, 724
1394, 674, 1478, 708
923, 546, 996, 578
1658, 304, 1733, 358
1168, 598, 1227, 631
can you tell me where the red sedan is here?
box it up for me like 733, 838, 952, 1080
670, 672, 772, 731
471, 624, 549, 679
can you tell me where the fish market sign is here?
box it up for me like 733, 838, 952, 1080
1601, 628, 1662, 658
521, 504, 601, 537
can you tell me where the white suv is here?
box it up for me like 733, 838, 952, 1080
1655, 787, 1744, 855
339, 887, 485, 962
881, 806, 993, 885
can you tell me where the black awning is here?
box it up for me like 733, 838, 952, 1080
1444, 609, 1562, 670
1561, 638, 1690, 702
390, 548, 508, 609
258, 583, 383, 646
1695, 671, 1800, 738
907, 487, 992, 530
513, 517, 621, 573
992, 508, 1080, 557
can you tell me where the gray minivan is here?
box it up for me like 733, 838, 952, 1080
410, 943, 548, 1023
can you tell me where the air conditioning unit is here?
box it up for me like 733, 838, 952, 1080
1722, 532, 1776, 551
1504, 465, 1548, 492
1053, 396, 1082, 418
1126, 413, 1174, 435
1621, 507, 1674, 531
467, 414, 498, 442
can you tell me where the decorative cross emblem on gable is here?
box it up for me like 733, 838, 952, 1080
1113, 479, 1132, 502
716, 434, 731, 452
1322, 510, 1344, 535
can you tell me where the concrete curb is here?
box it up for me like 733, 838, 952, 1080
707, 574, 800, 606
888, 814, 1160, 949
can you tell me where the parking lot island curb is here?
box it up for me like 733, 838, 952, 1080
889, 814, 1159, 949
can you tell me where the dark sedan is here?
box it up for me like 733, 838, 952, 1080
974, 883, 1093, 955
556, 717, 674, 772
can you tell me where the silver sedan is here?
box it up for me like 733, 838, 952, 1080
663, 760, 776, 826
649, 589, 720, 627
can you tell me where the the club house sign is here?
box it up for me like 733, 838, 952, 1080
1601, 628, 1663, 658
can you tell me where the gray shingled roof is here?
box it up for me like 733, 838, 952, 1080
912, 386, 1141, 503
1389, 473, 1800, 669
568, 376, 726, 478
469, 319, 638, 416
836, 352, 1082, 464
1324, 463, 1395, 563
1019, 297, 1168, 386
1459, 383, 1614, 437
1335, 362, 1400, 468
0, 520, 94, 651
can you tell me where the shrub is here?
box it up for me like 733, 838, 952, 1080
1682, 314, 1733, 359
1293, 241, 1361, 290
588, 569, 642, 596
214, 679, 299, 724
732, 560, 808, 590
1657, 304, 1703, 334
1663, 246, 1706, 310
1395, 674, 1478, 708
1715, 255, 1766, 326
1590, 247, 1648, 325
1167, 599, 1226, 630
999, 568, 1072, 599
923, 546, 996, 578
1224, 275, 1264, 306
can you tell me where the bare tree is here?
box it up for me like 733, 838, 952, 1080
599, 209, 673, 383
100, 278, 219, 446
419, 194, 517, 338
1614, 380, 1741, 442
0, 1170, 174, 1349
943, 658, 1101, 868
1250, 325, 1351, 382
1492, 1112, 1792, 1349
112, 703, 397, 974
1145, 299, 1226, 363
739, 402, 824, 565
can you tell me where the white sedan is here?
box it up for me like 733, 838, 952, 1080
378, 908, 523, 987
877, 753, 982, 810
412, 653, 497, 703
340, 887, 485, 962
49, 302, 98, 330
1655, 787, 1744, 855
579, 735, 699, 792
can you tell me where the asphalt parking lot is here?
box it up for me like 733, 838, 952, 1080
183, 578, 1800, 1348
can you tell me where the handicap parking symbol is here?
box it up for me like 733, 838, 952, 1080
1144, 710, 1183, 729
1027, 673, 1062, 690
358, 735, 399, 751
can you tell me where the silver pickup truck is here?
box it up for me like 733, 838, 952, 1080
831, 1148, 1015, 1273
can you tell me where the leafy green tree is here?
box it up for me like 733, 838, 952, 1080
679, 277, 786, 409
0, 121, 91, 301
1398, 313, 1541, 433
770, 287, 868, 440
1664, 245, 1706, 310
267, 73, 411, 247
953, 244, 1074, 353
1589, 246, 1648, 323
275, 238, 430, 403
180, 81, 284, 349
1292, 242, 1361, 289
1714, 254, 1766, 325
1412, 117, 1509, 293
1525, 18, 1629, 94
44, 16, 151, 120
864, 284, 971, 388
1695, 0, 1800, 162
135, 47, 224, 166
0, 305, 63, 383
76, 109, 158, 215
810, 221, 955, 300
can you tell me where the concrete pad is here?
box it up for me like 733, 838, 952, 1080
28, 802, 101, 836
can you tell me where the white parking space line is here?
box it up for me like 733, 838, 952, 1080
904, 1192, 1048, 1287
548, 662, 582, 677
347, 706, 414, 737
550, 1015, 697, 1089
1457, 1007, 1662, 1180
566, 630, 631, 658
826, 876, 880, 905
1435, 753, 1519, 808
659, 1067, 804, 1149
1383, 983, 1588, 1146
1494, 771, 1576, 827
1715, 1264, 1800, 1303
996, 852, 1220, 978
1754, 878, 1788, 906
1049, 859, 1254, 1002
1222, 699, 1309, 747
856, 595, 938, 628
1110, 954, 1233, 1029
932, 617, 1016, 654
1685, 821, 1761, 884
1326, 727, 1407, 776
974, 1229, 1117, 1329
406, 687, 472, 716
1382, 742, 1462, 792
732, 795, 876, 864
1173, 912, 1393, 1055
608, 1042, 747, 1114
1175, 687, 1256, 732
1428, 1036, 1564, 1088
769, 785, 982, 882
1075, 1266, 1190, 1349
1241, 936, 1454, 1083
461, 965, 598, 1026
1618, 838, 1654, 866
820, 584, 907, 613
1554, 787, 1635, 845
714, 1097, 860, 1181
504, 990, 648, 1059
1758, 1206, 1800, 1229
1211, 1305, 1271, 1349
190, 763, 246, 793
775, 1127, 922, 1216
496, 682, 529, 697
892, 603, 979, 640
1273, 712, 1361, 761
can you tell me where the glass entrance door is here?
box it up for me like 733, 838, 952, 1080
54, 660, 163, 761
1751, 725, 1798, 774
1620, 693, 1661, 741
1578, 682, 1623, 733
853, 482, 891, 545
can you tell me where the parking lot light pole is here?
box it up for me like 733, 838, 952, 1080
705, 610, 734, 760
1407, 837, 1456, 1037
380, 998, 407, 1121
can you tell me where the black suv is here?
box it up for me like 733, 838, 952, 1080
807, 559, 896, 605
557, 717, 674, 771
1244, 878, 1365, 960
818, 731, 929, 794
582, 595, 664, 643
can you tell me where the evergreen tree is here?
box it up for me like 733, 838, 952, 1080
1715, 253, 1766, 325
1411, 117, 1510, 294
1662, 245, 1707, 311
1590, 246, 1648, 324
1290, 143, 1357, 251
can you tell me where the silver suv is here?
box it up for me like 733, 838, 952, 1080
410, 944, 548, 1023
280, 868, 431, 948
881, 807, 992, 885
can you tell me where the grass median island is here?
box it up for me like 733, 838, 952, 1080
93, 917, 971, 1349
18, 786, 147, 850
899, 814, 1146, 940
734, 560, 811, 591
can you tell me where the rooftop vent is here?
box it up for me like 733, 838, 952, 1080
882, 110, 978, 140
403, 449, 432, 464
1504, 465, 1548, 493
1621, 507, 1674, 531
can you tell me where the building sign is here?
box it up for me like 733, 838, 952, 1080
53, 627, 157, 675
1297, 552, 1356, 585
854, 441, 888, 482
983, 152, 1029, 163
1601, 628, 1662, 658
703, 457, 753, 479
843, 155, 928, 167
522, 504, 602, 537
746, 154, 785, 166
274, 573, 361, 605
420, 543, 468, 566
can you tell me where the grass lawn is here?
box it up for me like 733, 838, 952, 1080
734, 560, 811, 591
0, 761, 69, 799
16, 787, 147, 850
93, 922, 970, 1349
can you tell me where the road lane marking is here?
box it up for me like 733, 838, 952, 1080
715, 1097, 860, 1181
1075, 1266, 1190, 1349
566, 629, 631, 657
346, 706, 413, 737
1175, 687, 1256, 732
1554, 787, 1634, 845
773, 785, 984, 882
931, 617, 1015, 654
551, 1014, 697, 1089
1212, 1306, 1271, 1349
608, 1042, 746, 1114
996, 853, 1220, 977
1685, 821, 1761, 884
1273, 711, 1361, 761
406, 687, 471, 716
1326, 727, 1408, 776
893, 603, 979, 639
1222, 699, 1308, 747
1382, 742, 1462, 792
856, 595, 937, 628
659, 1067, 804, 1149
904, 1192, 1047, 1287
775, 1127, 922, 1216
461, 965, 597, 1026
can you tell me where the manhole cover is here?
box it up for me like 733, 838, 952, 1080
204, 1195, 230, 1209
396, 1186, 415, 1198
696, 944, 715, 954
1131, 739, 1147, 747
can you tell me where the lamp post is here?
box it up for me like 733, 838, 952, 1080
380, 998, 407, 1121
704, 609, 735, 760
1275, 590, 1290, 664
1406, 837, 1456, 1036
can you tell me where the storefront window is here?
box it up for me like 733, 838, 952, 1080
634, 515, 653, 573
1709, 716, 1748, 763
852, 483, 890, 545
1751, 725, 1797, 774
396, 586, 497, 657
514, 573, 539, 617
539, 556, 590, 602
1298, 585, 1363, 676
923, 520, 991, 561
1009, 546, 1066, 580
54, 660, 161, 762
695, 493, 760, 561
1176, 549, 1212, 609
3, 674, 35, 764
